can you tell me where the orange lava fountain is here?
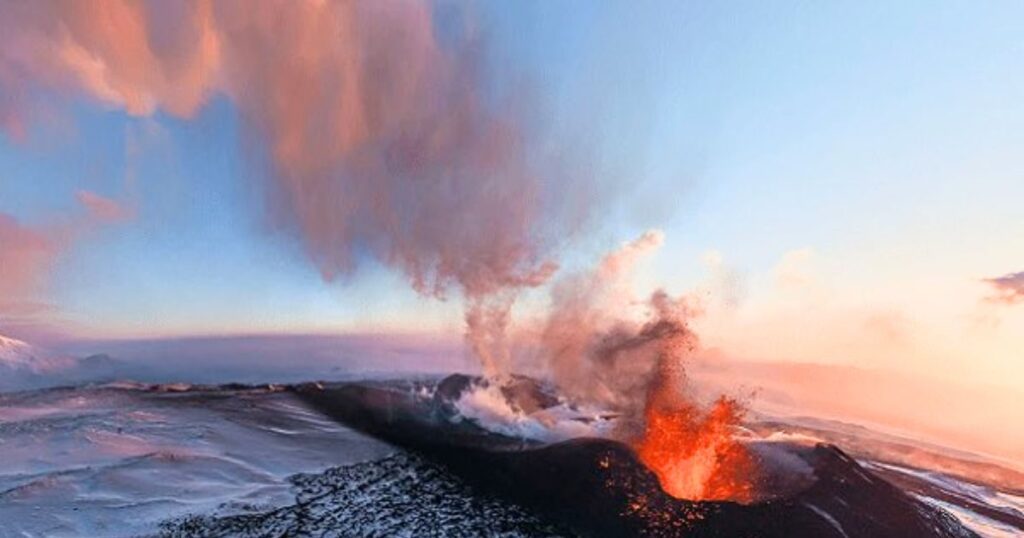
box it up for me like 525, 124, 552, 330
634, 363, 756, 503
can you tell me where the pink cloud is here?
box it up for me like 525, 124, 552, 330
983, 271, 1024, 305
0, 213, 59, 315
0, 195, 132, 337
76, 190, 133, 223
0, 1, 218, 130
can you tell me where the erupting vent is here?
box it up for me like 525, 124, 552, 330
633, 361, 756, 503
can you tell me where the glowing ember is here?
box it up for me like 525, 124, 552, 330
634, 365, 755, 503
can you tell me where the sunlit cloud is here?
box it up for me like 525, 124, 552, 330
0, 192, 132, 338
76, 190, 134, 223
773, 247, 817, 290
0, 213, 59, 317
983, 271, 1024, 305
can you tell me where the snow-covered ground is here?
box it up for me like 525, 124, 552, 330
0, 383, 392, 537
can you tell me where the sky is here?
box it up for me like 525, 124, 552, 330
1, 1, 1022, 391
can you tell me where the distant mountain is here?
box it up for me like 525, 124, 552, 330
0, 333, 34, 366
0, 334, 128, 392
0, 334, 71, 372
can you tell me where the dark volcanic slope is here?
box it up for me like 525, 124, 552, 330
291, 378, 978, 538
158, 451, 570, 538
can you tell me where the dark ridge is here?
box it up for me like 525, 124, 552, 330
292, 376, 978, 538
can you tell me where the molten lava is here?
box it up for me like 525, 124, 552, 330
634, 371, 755, 503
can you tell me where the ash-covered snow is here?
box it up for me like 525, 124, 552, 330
158, 452, 569, 538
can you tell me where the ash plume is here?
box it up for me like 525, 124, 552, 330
538, 230, 688, 415
533, 229, 703, 423
0, 0, 581, 373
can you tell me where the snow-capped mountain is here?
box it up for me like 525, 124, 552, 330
0, 334, 41, 369
0, 334, 84, 392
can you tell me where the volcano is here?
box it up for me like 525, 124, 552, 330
291, 375, 978, 538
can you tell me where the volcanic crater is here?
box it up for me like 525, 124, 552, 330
289, 374, 978, 538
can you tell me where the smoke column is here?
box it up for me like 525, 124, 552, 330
0, 0, 575, 374
540, 229, 669, 411
211, 1, 569, 376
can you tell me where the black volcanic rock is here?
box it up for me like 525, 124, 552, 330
293, 380, 978, 538
159, 452, 570, 538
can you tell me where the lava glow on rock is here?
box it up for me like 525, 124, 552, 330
633, 364, 756, 503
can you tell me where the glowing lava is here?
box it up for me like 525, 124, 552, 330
634, 364, 755, 503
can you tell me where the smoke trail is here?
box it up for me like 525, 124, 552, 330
211, 1, 571, 376
0, 0, 577, 374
